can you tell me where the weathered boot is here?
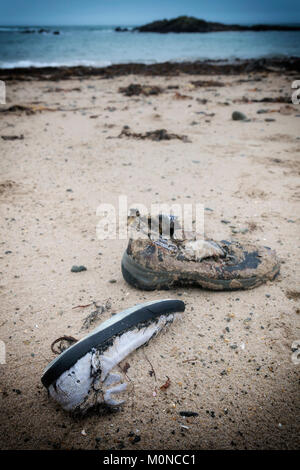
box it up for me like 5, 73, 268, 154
121, 213, 280, 291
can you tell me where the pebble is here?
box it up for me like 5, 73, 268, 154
131, 435, 141, 444
71, 265, 87, 272
180, 424, 189, 429
232, 111, 247, 121
179, 411, 199, 417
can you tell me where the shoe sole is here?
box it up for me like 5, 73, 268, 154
41, 299, 185, 389
121, 251, 280, 291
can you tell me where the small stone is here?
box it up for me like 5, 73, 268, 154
179, 411, 199, 417
232, 111, 247, 121
131, 435, 141, 444
71, 265, 87, 273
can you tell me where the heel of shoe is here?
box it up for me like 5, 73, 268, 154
121, 251, 170, 290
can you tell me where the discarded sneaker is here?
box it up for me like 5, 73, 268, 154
41, 299, 185, 413
121, 213, 280, 291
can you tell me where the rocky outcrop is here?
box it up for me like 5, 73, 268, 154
132, 16, 300, 33
115, 27, 129, 32
21, 28, 60, 35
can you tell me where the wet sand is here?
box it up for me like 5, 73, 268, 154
0, 64, 299, 449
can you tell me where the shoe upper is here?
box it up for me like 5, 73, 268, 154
125, 212, 279, 285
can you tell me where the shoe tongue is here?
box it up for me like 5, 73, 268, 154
128, 213, 225, 260
129, 213, 183, 239
151, 214, 182, 238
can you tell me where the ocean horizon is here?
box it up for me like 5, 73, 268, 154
1, 24, 300, 69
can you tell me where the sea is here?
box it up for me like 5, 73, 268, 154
0, 25, 300, 68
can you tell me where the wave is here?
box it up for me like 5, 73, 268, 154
0, 54, 295, 69
0, 26, 25, 31
0, 59, 113, 69
0, 27, 61, 34
91, 28, 115, 33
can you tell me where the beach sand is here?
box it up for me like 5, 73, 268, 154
0, 69, 299, 450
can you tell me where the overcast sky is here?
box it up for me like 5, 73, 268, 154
1, 0, 300, 26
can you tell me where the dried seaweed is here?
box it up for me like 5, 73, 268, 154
51, 336, 78, 354
160, 376, 171, 390
118, 126, 191, 142
191, 80, 225, 87
119, 83, 163, 96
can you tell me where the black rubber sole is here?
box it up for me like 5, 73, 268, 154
121, 251, 280, 291
41, 299, 185, 389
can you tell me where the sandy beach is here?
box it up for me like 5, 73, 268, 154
0, 65, 299, 450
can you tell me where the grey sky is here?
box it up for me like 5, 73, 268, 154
0, 0, 300, 26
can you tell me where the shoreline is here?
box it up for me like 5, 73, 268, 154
1, 57, 300, 81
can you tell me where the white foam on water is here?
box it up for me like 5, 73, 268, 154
0, 59, 112, 69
